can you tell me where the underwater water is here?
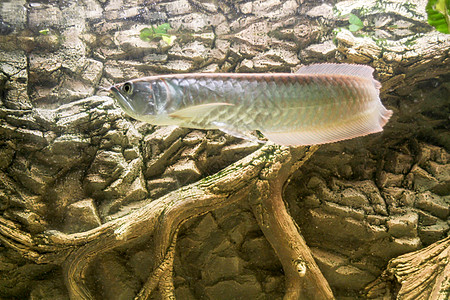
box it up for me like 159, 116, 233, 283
0, 0, 449, 299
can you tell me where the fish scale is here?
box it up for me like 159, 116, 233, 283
174, 75, 355, 130
109, 63, 392, 146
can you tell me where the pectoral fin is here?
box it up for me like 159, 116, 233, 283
169, 103, 234, 121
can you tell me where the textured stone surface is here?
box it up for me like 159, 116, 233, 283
0, 0, 449, 299
286, 140, 449, 293
300, 41, 337, 60
203, 276, 262, 300
202, 256, 245, 284
63, 199, 102, 234
415, 192, 449, 220
0, 50, 30, 109
306, 4, 334, 19
29, 278, 69, 300
386, 212, 419, 238
241, 236, 280, 269
419, 220, 449, 245
3, 209, 47, 234
94, 252, 141, 300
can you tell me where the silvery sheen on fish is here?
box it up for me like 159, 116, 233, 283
109, 63, 392, 146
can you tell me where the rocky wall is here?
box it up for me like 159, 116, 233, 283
0, 0, 449, 299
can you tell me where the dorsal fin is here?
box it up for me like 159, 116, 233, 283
296, 63, 373, 78
296, 63, 380, 89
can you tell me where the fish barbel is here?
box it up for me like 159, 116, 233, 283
109, 63, 392, 146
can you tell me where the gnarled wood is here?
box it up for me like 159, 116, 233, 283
249, 145, 334, 300
364, 236, 450, 299
1, 0, 449, 299
0, 125, 329, 299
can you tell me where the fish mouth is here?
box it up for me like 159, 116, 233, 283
109, 85, 137, 116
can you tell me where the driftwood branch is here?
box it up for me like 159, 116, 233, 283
1, 0, 449, 299
249, 146, 334, 300
135, 227, 179, 300
0, 137, 330, 299
364, 236, 450, 299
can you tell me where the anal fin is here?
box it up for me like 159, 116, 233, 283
262, 116, 386, 146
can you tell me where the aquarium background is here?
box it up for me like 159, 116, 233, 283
0, 0, 449, 299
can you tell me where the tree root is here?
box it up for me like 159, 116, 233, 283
364, 236, 450, 299
0, 143, 333, 299
135, 228, 179, 300
249, 145, 333, 300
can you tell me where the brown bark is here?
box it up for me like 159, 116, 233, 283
249, 146, 333, 300
1, 0, 449, 299
364, 236, 450, 299
0, 135, 331, 299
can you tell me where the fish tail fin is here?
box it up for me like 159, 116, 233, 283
379, 106, 393, 128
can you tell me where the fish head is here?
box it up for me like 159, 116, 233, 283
109, 80, 158, 121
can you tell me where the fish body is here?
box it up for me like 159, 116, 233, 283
109, 64, 392, 146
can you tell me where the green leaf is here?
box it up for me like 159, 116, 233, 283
435, 0, 447, 14
140, 23, 176, 44
161, 35, 176, 45
140, 28, 155, 41
154, 23, 171, 34
39, 29, 50, 35
426, 0, 450, 34
349, 13, 364, 27
349, 24, 363, 32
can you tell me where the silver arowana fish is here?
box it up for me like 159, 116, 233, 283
109, 63, 392, 146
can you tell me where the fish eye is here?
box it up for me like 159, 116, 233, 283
122, 82, 133, 95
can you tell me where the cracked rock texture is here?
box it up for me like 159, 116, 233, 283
0, 0, 449, 299
286, 140, 449, 294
